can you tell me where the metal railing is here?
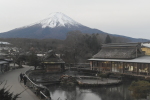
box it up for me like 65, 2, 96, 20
25, 69, 51, 100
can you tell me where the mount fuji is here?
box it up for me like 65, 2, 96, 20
0, 12, 106, 39
38, 12, 82, 28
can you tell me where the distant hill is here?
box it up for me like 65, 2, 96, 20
111, 34, 150, 42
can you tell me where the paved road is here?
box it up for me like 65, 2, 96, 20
0, 65, 40, 100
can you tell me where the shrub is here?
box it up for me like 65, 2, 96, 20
0, 81, 20, 100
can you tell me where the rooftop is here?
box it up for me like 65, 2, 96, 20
89, 55, 150, 63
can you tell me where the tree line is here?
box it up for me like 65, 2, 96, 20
0, 31, 130, 63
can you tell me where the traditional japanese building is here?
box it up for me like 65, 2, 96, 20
89, 43, 150, 75
42, 50, 65, 73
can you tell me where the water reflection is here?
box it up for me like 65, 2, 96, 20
49, 86, 101, 100
47, 82, 134, 100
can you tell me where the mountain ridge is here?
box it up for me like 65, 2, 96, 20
0, 12, 149, 42
0, 12, 105, 39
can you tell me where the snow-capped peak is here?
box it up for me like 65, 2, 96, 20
39, 12, 82, 28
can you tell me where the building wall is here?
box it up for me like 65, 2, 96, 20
91, 61, 150, 75
46, 64, 61, 72
141, 47, 150, 55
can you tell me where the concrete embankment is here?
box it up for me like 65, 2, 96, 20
76, 76, 122, 87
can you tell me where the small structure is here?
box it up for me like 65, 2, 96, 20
89, 43, 150, 75
0, 60, 10, 73
0, 51, 11, 73
42, 50, 65, 73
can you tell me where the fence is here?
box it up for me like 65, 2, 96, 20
25, 69, 51, 100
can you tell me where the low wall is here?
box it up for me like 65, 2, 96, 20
76, 76, 122, 87
78, 81, 122, 87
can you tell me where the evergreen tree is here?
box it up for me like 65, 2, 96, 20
129, 80, 150, 99
0, 82, 20, 100
27, 52, 39, 70
104, 35, 112, 44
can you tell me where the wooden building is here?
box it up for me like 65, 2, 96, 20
42, 50, 65, 73
89, 43, 150, 75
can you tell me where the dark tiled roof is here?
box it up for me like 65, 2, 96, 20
93, 43, 144, 59
93, 48, 136, 59
44, 50, 65, 63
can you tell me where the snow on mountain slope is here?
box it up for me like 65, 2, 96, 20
37, 12, 82, 28
0, 12, 106, 39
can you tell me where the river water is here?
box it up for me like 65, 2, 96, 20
47, 81, 134, 100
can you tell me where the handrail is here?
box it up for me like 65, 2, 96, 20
25, 68, 51, 100
40, 91, 51, 100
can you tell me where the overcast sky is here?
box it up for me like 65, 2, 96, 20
0, 0, 150, 39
